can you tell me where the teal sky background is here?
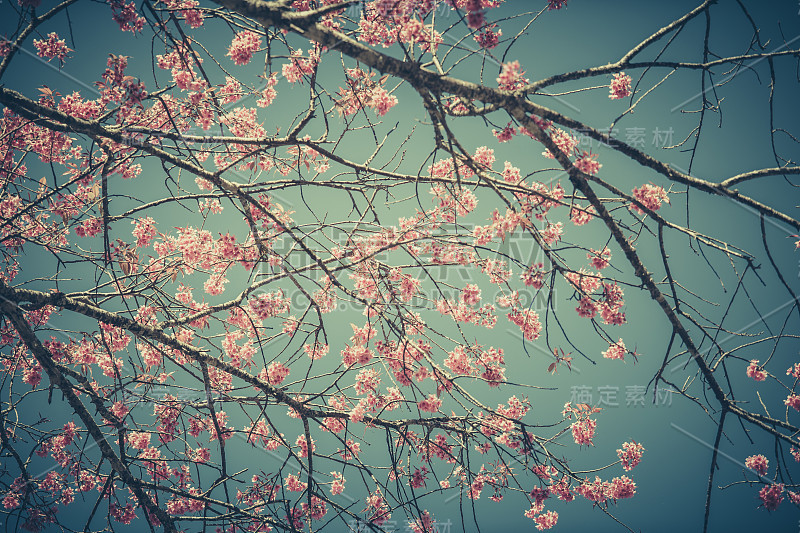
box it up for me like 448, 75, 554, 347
3, 1, 800, 532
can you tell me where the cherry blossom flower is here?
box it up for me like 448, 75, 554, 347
745, 454, 768, 476
759, 483, 784, 511
631, 183, 670, 214
617, 441, 644, 471
227, 31, 262, 66
497, 60, 528, 90
418, 394, 442, 413
602, 339, 627, 361
784, 393, 800, 412
746, 360, 767, 381
609, 72, 632, 99
33, 33, 72, 65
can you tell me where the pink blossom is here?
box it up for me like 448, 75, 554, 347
295, 434, 315, 458
603, 339, 627, 361
745, 454, 768, 476
109, 0, 146, 33
609, 72, 632, 99
2, 493, 19, 509
132, 216, 157, 248
227, 31, 262, 66
497, 61, 528, 90
588, 247, 611, 270
759, 483, 784, 511
262, 361, 290, 385
331, 472, 346, 495
534, 510, 558, 531
631, 183, 670, 214
302, 495, 328, 520
617, 441, 644, 471
303, 342, 329, 360
371, 86, 398, 116
574, 151, 601, 175
475, 25, 501, 49
571, 417, 597, 446
609, 476, 636, 499
507, 308, 542, 341
33, 33, 72, 64
355, 368, 381, 395
746, 360, 767, 382
418, 394, 442, 413
461, 284, 481, 306
285, 473, 307, 492
785, 393, 800, 411
570, 204, 595, 226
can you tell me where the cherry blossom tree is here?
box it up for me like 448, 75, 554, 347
0, 0, 799, 531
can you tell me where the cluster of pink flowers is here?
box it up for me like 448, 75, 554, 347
302, 495, 328, 521
339, 439, 361, 460
257, 73, 279, 107
430, 183, 479, 221
609, 72, 632, 99
759, 483, 784, 511
497, 60, 529, 90
260, 361, 290, 386
602, 339, 627, 361
570, 417, 597, 446
746, 359, 767, 381
475, 24, 501, 49
617, 441, 644, 471
364, 488, 392, 526
574, 151, 601, 175
410, 466, 429, 489
227, 31, 262, 65
533, 510, 559, 531
303, 342, 329, 360
341, 343, 374, 367
461, 284, 482, 305
282, 47, 320, 83
542, 128, 578, 160
418, 394, 442, 413
588, 247, 611, 269
285, 473, 307, 492
521, 263, 546, 289
576, 475, 636, 503
745, 454, 769, 476
785, 393, 800, 411
355, 368, 381, 395
33, 33, 72, 64
109, 0, 145, 33
631, 183, 670, 214
507, 308, 542, 341
563, 403, 600, 446
463, 0, 487, 29
132, 216, 157, 248
295, 434, 315, 458
161, 0, 204, 28
331, 472, 346, 495
248, 290, 290, 320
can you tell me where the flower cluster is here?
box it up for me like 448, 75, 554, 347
33, 33, 72, 64
609, 72, 632, 99
617, 441, 644, 471
746, 360, 767, 381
